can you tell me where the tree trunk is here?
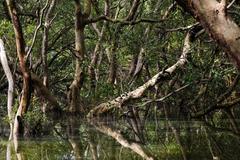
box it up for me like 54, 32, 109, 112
68, 0, 91, 113
107, 0, 141, 84
41, 0, 56, 112
88, 22, 106, 93
88, 0, 109, 91
178, 0, 240, 68
107, 45, 117, 84
129, 1, 174, 82
6, 0, 32, 141
0, 39, 14, 140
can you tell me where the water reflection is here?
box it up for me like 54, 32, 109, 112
91, 121, 154, 160
1, 116, 240, 160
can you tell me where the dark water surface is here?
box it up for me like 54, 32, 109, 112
0, 117, 240, 160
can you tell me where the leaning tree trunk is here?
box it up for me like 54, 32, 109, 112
6, 0, 32, 143
178, 0, 240, 68
88, 32, 192, 117
0, 39, 14, 140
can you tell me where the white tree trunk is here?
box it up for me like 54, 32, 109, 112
0, 39, 14, 140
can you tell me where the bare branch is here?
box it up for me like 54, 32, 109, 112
141, 84, 190, 107
159, 22, 199, 32
125, 0, 141, 21
227, 0, 236, 8
26, 0, 49, 59
85, 16, 165, 25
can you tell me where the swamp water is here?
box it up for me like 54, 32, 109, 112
0, 117, 240, 160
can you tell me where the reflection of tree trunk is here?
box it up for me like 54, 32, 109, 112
67, 116, 83, 160
126, 106, 145, 143
89, 142, 98, 160
204, 128, 219, 160
92, 122, 155, 160
68, 138, 82, 160
88, 130, 98, 160
12, 139, 26, 160
0, 39, 14, 140
164, 105, 188, 160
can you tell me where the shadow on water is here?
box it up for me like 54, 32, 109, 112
1, 114, 240, 160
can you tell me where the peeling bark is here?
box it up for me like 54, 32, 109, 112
6, 0, 32, 142
6, 0, 31, 115
178, 0, 240, 68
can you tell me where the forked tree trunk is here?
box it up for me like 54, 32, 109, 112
68, 0, 91, 113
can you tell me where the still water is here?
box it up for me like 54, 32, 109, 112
0, 117, 240, 160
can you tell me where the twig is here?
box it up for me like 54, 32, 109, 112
140, 84, 190, 106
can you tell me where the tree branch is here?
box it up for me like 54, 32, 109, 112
88, 32, 192, 117
85, 16, 165, 25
